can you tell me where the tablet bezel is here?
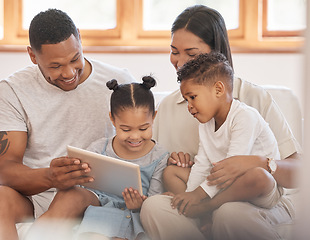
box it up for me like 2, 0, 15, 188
67, 145, 143, 197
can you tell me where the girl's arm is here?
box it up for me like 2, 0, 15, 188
147, 151, 170, 196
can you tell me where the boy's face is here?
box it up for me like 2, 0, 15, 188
180, 79, 220, 124
110, 107, 155, 158
27, 34, 90, 91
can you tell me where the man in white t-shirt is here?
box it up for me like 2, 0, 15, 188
0, 9, 135, 239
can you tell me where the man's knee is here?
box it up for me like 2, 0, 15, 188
49, 187, 99, 216
0, 185, 34, 222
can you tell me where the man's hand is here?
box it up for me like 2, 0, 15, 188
122, 187, 147, 211
167, 152, 194, 168
48, 157, 93, 190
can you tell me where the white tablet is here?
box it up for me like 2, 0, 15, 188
67, 145, 143, 197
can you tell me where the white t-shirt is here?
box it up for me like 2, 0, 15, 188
0, 58, 136, 169
186, 99, 281, 198
153, 77, 301, 160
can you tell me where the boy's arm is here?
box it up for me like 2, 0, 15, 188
186, 141, 218, 198
207, 109, 278, 190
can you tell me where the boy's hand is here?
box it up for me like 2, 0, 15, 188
122, 187, 147, 211
171, 187, 207, 215
167, 152, 194, 168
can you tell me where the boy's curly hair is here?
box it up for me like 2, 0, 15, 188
177, 52, 234, 91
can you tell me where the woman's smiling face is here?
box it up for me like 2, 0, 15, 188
170, 28, 212, 70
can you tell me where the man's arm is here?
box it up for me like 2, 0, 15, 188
0, 131, 94, 196
0, 131, 51, 195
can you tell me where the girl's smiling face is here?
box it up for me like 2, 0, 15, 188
110, 107, 155, 159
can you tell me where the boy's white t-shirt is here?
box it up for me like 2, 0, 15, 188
153, 78, 301, 160
0, 59, 136, 169
186, 99, 281, 198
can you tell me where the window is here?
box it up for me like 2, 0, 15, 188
262, 0, 306, 37
22, 0, 117, 30
0, 0, 305, 53
142, 0, 239, 31
0, 0, 3, 40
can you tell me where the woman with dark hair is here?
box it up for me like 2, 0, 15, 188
140, 5, 301, 240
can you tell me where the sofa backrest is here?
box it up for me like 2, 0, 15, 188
154, 86, 303, 146
263, 85, 303, 146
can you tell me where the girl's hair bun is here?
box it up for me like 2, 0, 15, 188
106, 79, 119, 91
141, 75, 156, 90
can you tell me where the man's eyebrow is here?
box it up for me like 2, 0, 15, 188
49, 53, 80, 65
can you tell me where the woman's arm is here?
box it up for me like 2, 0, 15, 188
273, 152, 300, 188
207, 152, 300, 189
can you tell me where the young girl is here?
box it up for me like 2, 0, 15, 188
77, 76, 169, 240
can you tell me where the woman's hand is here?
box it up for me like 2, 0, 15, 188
207, 155, 264, 189
167, 152, 194, 168
122, 187, 147, 211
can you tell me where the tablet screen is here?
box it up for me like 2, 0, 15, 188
67, 145, 143, 197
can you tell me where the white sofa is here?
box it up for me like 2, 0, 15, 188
17, 85, 303, 240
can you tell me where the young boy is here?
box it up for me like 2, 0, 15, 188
163, 52, 283, 217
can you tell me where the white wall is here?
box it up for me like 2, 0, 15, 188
0, 51, 304, 109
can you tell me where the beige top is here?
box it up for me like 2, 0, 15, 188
153, 77, 301, 160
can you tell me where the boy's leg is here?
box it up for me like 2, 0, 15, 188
26, 186, 100, 240
187, 167, 276, 217
208, 167, 276, 211
163, 165, 191, 194
0, 186, 34, 240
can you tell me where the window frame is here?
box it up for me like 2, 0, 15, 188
261, 0, 305, 38
0, 0, 304, 53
